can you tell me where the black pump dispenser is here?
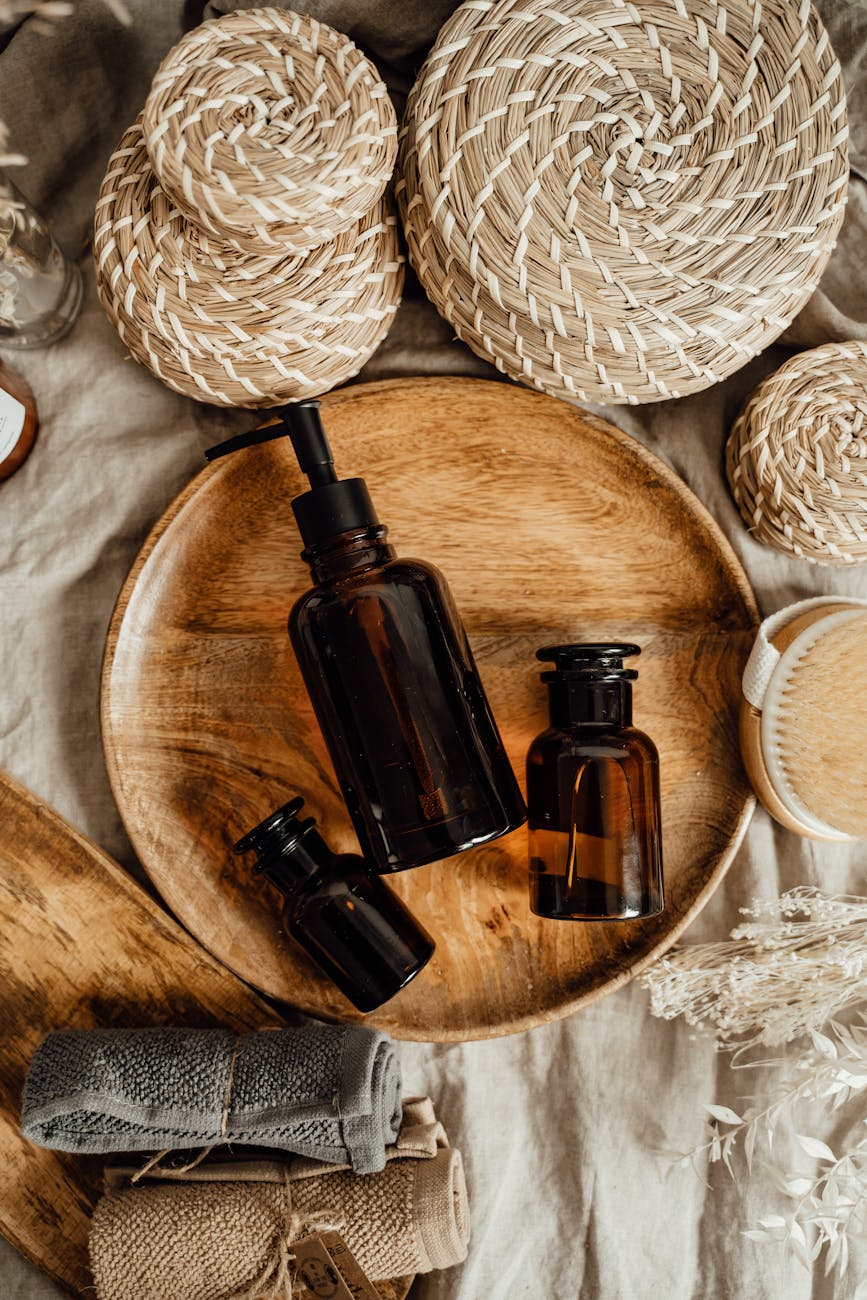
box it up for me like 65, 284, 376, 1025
280, 401, 379, 549
537, 643, 641, 680
203, 400, 379, 550
233, 797, 434, 1012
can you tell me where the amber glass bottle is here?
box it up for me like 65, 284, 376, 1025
234, 797, 434, 1012
280, 402, 526, 874
527, 644, 663, 921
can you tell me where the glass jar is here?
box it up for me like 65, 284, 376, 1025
0, 176, 82, 348
527, 643, 664, 920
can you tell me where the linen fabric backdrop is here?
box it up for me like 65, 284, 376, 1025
1, 1, 866, 1297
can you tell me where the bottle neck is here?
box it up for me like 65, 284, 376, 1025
256, 825, 335, 895
547, 679, 632, 728
304, 524, 395, 584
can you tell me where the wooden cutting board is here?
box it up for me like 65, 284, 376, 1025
0, 771, 413, 1300
102, 376, 758, 1041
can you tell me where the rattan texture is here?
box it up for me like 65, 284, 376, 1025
143, 7, 398, 256
397, 0, 849, 406
93, 118, 403, 408
726, 341, 867, 565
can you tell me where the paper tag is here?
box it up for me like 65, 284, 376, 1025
292, 1232, 380, 1300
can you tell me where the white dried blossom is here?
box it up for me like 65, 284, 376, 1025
644, 888, 867, 1050
0, 122, 25, 173
643, 889, 867, 1277
0, 0, 128, 30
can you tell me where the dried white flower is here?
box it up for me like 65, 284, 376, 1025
0, 122, 26, 173
643, 889, 867, 1277
645, 888, 867, 1050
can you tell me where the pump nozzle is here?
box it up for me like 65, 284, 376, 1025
204, 400, 338, 481
275, 401, 338, 489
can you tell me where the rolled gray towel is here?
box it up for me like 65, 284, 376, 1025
21, 1024, 401, 1174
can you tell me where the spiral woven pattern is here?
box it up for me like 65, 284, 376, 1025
93, 120, 403, 408
398, 0, 849, 405
727, 341, 867, 565
142, 7, 397, 255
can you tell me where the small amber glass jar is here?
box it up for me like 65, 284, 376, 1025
0, 361, 37, 482
526, 644, 664, 921
234, 797, 435, 1012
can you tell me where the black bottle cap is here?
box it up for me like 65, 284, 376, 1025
536, 643, 640, 682
233, 797, 335, 888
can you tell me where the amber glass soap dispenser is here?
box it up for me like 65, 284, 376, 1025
234, 797, 434, 1012
527, 644, 663, 920
281, 401, 526, 873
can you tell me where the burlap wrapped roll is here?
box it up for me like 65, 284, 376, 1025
93, 119, 403, 407
89, 1101, 470, 1297
398, 0, 848, 405
727, 341, 867, 564
142, 8, 398, 255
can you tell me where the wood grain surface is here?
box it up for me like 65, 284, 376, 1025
102, 376, 759, 1041
0, 770, 412, 1300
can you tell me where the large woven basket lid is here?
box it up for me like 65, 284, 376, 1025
142, 7, 397, 256
93, 119, 404, 408
398, 0, 849, 405
727, 340, 867, 564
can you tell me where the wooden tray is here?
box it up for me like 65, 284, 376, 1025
0, 770, 412, 1300
102, 376, 758, 1041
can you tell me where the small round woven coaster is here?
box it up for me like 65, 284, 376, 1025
398, 0, 849, 405
143, 6, 397, 256
93, 119, 404, 408
727, 340, 867, 565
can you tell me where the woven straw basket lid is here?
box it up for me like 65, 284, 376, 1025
398, 0, 849, 406
142, 7, 398, 256
727, 340, 867, 564
93, 119, 404, 408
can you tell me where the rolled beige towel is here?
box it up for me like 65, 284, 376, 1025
90, 1099, 469, 1297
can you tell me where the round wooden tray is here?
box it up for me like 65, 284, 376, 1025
102, 377, 757, 1041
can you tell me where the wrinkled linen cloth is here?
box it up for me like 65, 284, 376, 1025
89, 1098, 469, 1294
21, 1025, 401, 1173
1, 1, 867, 1298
